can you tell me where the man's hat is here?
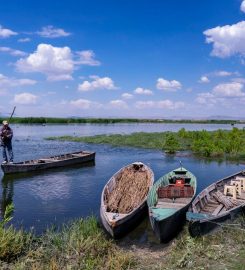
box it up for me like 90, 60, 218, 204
2, 120, 8, 125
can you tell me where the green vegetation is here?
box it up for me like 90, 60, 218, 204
47, 128, 245, 160
0, 214, 134, 269
1, 210, 244, 269
0, 116, 244, 124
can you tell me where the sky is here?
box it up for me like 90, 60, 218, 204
0, 0, 245, 119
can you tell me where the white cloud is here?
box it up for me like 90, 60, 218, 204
196, 82, 245, 105
0, 25, 17, 38
156, 78, 182, 91
16, 44, 100, 81
204, 21, 245, 58
13, 93, 38, 104
109, 100, 128, 109
121, 93, 133, 99
213, 71, 233, 77
213, 82, 245, 97
37, 25, 71, 38
199, 76, 210, 83
75, 50, 101, 66
70, 99, 101, 109
134, 87, 153, 95
0, 47, 27, 57
78, 76, 117, 91
0, 74, 36, 89
18, 37, 31, 43
16, 44, 74, 81
241, 0, 245, 13
135, 100, 185, 109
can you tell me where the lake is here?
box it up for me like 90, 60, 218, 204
0, 123, 244, 242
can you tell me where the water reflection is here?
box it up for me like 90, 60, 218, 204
0, 177, 14, 219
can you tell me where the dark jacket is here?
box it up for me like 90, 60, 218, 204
0, 126, 13, 145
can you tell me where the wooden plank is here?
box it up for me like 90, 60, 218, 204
212, 204, 224, 216
156, 201, 186, 209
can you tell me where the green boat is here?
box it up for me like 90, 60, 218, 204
147, 166, 197, 243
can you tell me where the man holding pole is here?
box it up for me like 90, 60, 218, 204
0, 120, 14, 164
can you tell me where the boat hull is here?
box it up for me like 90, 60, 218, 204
188, 204, 245, 237
149, 204, 189, 243
100, 202, 147, 238
1, 151, 95, 174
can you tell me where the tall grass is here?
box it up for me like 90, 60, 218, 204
0, 216, 134, 269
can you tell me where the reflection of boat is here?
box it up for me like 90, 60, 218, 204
147, 167, 197, 243
0, 177, 14, 219
1, 151, 95, 174
100, 162, 154, 238
187, 170, 245, 237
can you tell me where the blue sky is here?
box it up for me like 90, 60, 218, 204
0, 0, 245, 118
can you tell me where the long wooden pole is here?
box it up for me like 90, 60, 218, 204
8, 106, 16, 123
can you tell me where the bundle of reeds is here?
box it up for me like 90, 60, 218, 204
106, 165, 151, 213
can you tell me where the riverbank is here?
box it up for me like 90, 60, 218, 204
46, 128, 245, 160
0, 215, 244, 269
0, 117, 243, 125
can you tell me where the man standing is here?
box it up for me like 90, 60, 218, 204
0, 121, 14, 164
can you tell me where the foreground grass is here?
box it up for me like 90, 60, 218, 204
0, 216, 245, 269
0, 216, 135, 270
46, 128, 245, 160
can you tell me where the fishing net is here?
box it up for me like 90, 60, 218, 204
105, 164, 152, 214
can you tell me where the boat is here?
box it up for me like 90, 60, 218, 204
100, 162, 154, 238
1, 151, 95, 174
187, 170, 245, 237
147, 166, 197, 243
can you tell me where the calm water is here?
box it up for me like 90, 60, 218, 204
0, 123, 244, 242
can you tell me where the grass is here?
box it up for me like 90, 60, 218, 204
1, 215, 244, 269
0, 216, 135, 270
46, 128, 245, 160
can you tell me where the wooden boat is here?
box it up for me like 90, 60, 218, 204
1, 151, 95, 174
187, 170, 245, 237
147, 167, 197, 243
100, 162, 154, 238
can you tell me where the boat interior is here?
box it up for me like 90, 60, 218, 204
190, 174, 245, 218
155, 173, 194, 210
14, 152, 88, 165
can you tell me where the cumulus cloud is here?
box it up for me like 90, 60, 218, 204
121, 93, 133, 99
70, 99, 101, 109
0, 25, 17, 38
109, 100, 128, 109
37, 25, 71, 38
199, 76, 210, 83
0, 74, 36, 89
75, 50, 101, 66
241, 0, 245, 13
135, 100, 185, 109
13, 93, 38, 104
196, 82, 245, 105
16, 44, 100, 81
0, 47, 27, 57
78, 76, 117, 91
213, 82, 245, 97
156, 78, 182, 91
16, 44, 74, 81
204, 21, 245, 58
134, 87, 153, 95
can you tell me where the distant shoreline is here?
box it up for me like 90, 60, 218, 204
0, 117, 244, 124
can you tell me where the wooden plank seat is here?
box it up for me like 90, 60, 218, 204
212, 204, 224, 216
156, 199, 187, 209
